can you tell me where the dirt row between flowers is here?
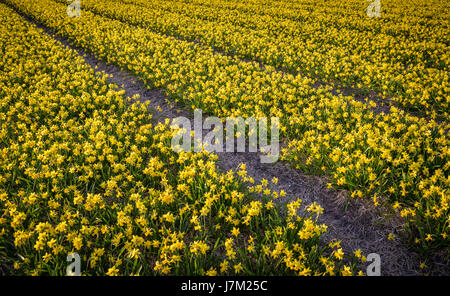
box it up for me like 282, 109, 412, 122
11, 8, 449, 275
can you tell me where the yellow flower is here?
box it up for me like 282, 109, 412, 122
190, 241, 210, 255
341, 265, 352, 276
106, 266, 120, 276
163, 212, 175, 223
73, 236, 83, 251
205, 268, 217, 276
231, 227, 240, 237
234, 263, 243, 274
333, 248, 344, 260
128, 248, 141, 259
220, 260, 229, 273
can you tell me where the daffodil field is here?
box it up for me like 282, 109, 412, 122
0, 1, 365, 276
56, 0, 450, 118
0, 0, 448, 276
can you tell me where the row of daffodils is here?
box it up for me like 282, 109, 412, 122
0, 3, 364, 275
57, 0, 448, 118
